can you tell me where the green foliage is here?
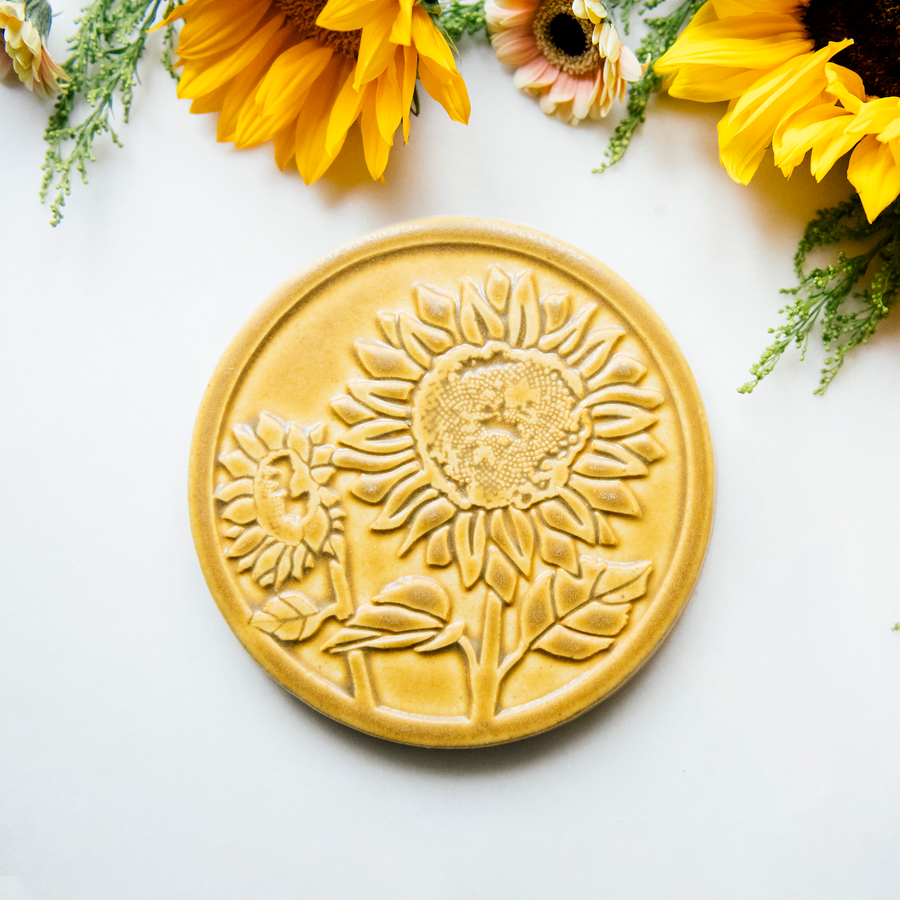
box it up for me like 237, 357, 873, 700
893, 622, 900, 632
439, 0, 488, 42
595, 0, 703, 173
40, 0, 173, 226
740, 195, 900, 394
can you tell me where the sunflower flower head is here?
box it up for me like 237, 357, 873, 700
161, 0, 470, 183
655, 0, 900, 222
487, 0, 640, 123
0, 0, 65, 98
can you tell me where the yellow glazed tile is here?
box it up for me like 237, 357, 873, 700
189, 218, 715, 747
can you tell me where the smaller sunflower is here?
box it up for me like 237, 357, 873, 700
0, 0, 65, 98
215, 413, 343, 590
486, 0, 640, 122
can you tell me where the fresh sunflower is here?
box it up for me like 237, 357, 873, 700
655, 0, 900, 222
161, 0, 470, 183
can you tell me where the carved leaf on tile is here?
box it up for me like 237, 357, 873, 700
323, 576, 463, 654
525, 558, 651, 662
250, 591, 330, 643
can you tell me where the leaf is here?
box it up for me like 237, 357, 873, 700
594, 561, 652, 604
326, 629, 438, 653
372, 576, 451, 620
251, 592, 318, 643
552, 558, 607, 617
323, 627, 383, 651
563, 602, 630, 638
349, 603, 443, 633
416, 620, 466, 653
534, 625, 615, 661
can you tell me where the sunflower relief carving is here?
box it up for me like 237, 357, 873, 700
213, 266, 665, 723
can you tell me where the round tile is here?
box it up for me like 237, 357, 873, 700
189, 218, 714, 747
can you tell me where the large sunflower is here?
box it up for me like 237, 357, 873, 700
161, 0, 469, 183
655, 0, 900, 221
331, 265, 665, 602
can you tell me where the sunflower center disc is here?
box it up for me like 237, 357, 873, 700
412, 343, 591, 510
802, 0, 900, 98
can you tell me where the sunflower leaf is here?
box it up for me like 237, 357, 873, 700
740, 193, 900, 394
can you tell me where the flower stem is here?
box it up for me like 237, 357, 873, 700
347, 650, 375, 708
470, 592, 503, 723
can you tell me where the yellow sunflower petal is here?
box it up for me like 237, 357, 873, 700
317, 0, 390, 31
178, 10, 285, 97
216, 25, 293, 141
848, 134, 900, 223
375, 51, 404, 144
419, 55, 471, 124
667, 63, 764, 102
389, 0, 413, 46
360, 83, 393, 179
399, 43, 417, 142
410, 7, 455, 71
175, 0, 271, 59
655, 17, 811, 75
847, 97, 900, 137
718, 39, 851, 184
325, 64, 366, 155
824, 64, 865, 114
235, 42, 332, 147
295, 56, 353, 184
353, 0, 397, 87
773, 104, 854, 177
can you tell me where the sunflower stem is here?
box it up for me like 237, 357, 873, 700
348, 650, 375, 708
470, 592, 503, 723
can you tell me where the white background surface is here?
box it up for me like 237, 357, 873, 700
2, 14, 900, 900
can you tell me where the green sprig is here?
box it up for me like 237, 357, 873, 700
595, 0, 703, 173
439, 0, 488, 43
40, 0, 172, 225
740, 195, 900, 394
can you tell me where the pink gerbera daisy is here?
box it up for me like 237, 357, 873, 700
486, 0, 641, 123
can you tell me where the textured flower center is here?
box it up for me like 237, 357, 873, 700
275, 0, 362, 59
411, 343, 592, 510
802, 0, 900, 98
532, 0, 600, 76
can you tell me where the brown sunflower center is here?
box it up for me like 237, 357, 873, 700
801, 0, 900, 98
532, 0, 601, 77
275, 0, 362, 59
